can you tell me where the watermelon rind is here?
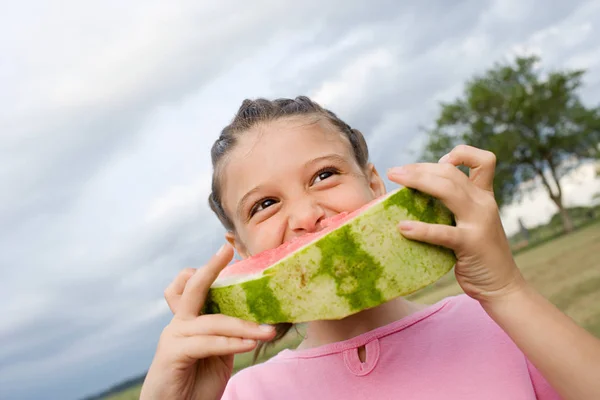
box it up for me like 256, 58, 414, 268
203, 187, 456, 324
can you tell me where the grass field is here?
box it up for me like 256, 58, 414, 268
103, 221, 600, 400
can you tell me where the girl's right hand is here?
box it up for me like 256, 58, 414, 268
140, 243, 277, 400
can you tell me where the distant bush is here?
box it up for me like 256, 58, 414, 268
509, 205, 600, 253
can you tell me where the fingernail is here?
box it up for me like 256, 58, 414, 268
398, 221, 415, 231
243, 339, 256, 345
259, 324, 275, 332
438, 154, 450, 164
388, 166, 407, 176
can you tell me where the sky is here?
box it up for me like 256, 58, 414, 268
1, 1, 600, 399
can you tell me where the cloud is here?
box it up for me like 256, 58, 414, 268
0, 0, 330, 229
2, 1, 600, 399
312, 47, 395, 109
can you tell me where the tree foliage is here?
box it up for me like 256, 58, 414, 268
422, 55, 600, 232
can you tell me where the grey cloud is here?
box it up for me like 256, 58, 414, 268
0, 0, 330, 230
271, 0, 494, 98
0, 205, 224, 399
1, 314, 166, 400
476, 0, 589, 45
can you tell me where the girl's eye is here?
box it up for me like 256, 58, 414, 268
250, 198, 278, 216
313, 167, 339, 184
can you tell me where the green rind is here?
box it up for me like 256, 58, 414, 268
203, 188, 456, 324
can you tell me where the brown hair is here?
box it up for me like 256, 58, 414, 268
207, 96, 370, 363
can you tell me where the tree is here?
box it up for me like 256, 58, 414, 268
421, 55, 600, 233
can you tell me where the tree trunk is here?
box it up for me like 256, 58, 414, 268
545, 159, 575, 234
532, 160, 575, 234
551, 195, 575, 234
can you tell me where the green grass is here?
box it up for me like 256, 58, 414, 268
102, 221, 600, 399
102, 385, 142, 400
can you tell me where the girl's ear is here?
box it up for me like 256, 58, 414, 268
365, 162, 386, 197
225, 231, 250, 259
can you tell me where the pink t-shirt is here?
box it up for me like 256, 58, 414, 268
222, 294, 561, 399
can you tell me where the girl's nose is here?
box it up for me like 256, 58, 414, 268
288, 199, 325, 235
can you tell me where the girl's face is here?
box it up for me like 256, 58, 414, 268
220, 117, 386, 258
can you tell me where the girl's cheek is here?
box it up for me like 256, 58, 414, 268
247, 217, 285, 254
321, 184, 373, 213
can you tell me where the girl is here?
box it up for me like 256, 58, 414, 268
140, 96, 600, 400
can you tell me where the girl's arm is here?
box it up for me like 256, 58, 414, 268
388, 144, 600, 400
481, 281, 600, 400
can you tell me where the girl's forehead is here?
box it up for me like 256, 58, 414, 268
230, 117, 352, 161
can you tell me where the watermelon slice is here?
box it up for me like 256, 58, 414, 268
203, 187, 456, 324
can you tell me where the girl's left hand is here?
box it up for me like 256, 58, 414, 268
387, 144, 526, 305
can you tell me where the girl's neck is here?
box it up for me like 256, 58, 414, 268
296, 297, 426, 350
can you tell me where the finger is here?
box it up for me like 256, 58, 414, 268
183, 314, 277, 341
176, 243, 235, 319
439, 145, 496, 192
182, 335, 259, 359
389, 162, 468, 183
387, 165, 470, 216
164, 268, 197, 314
398, 220, 460, 250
